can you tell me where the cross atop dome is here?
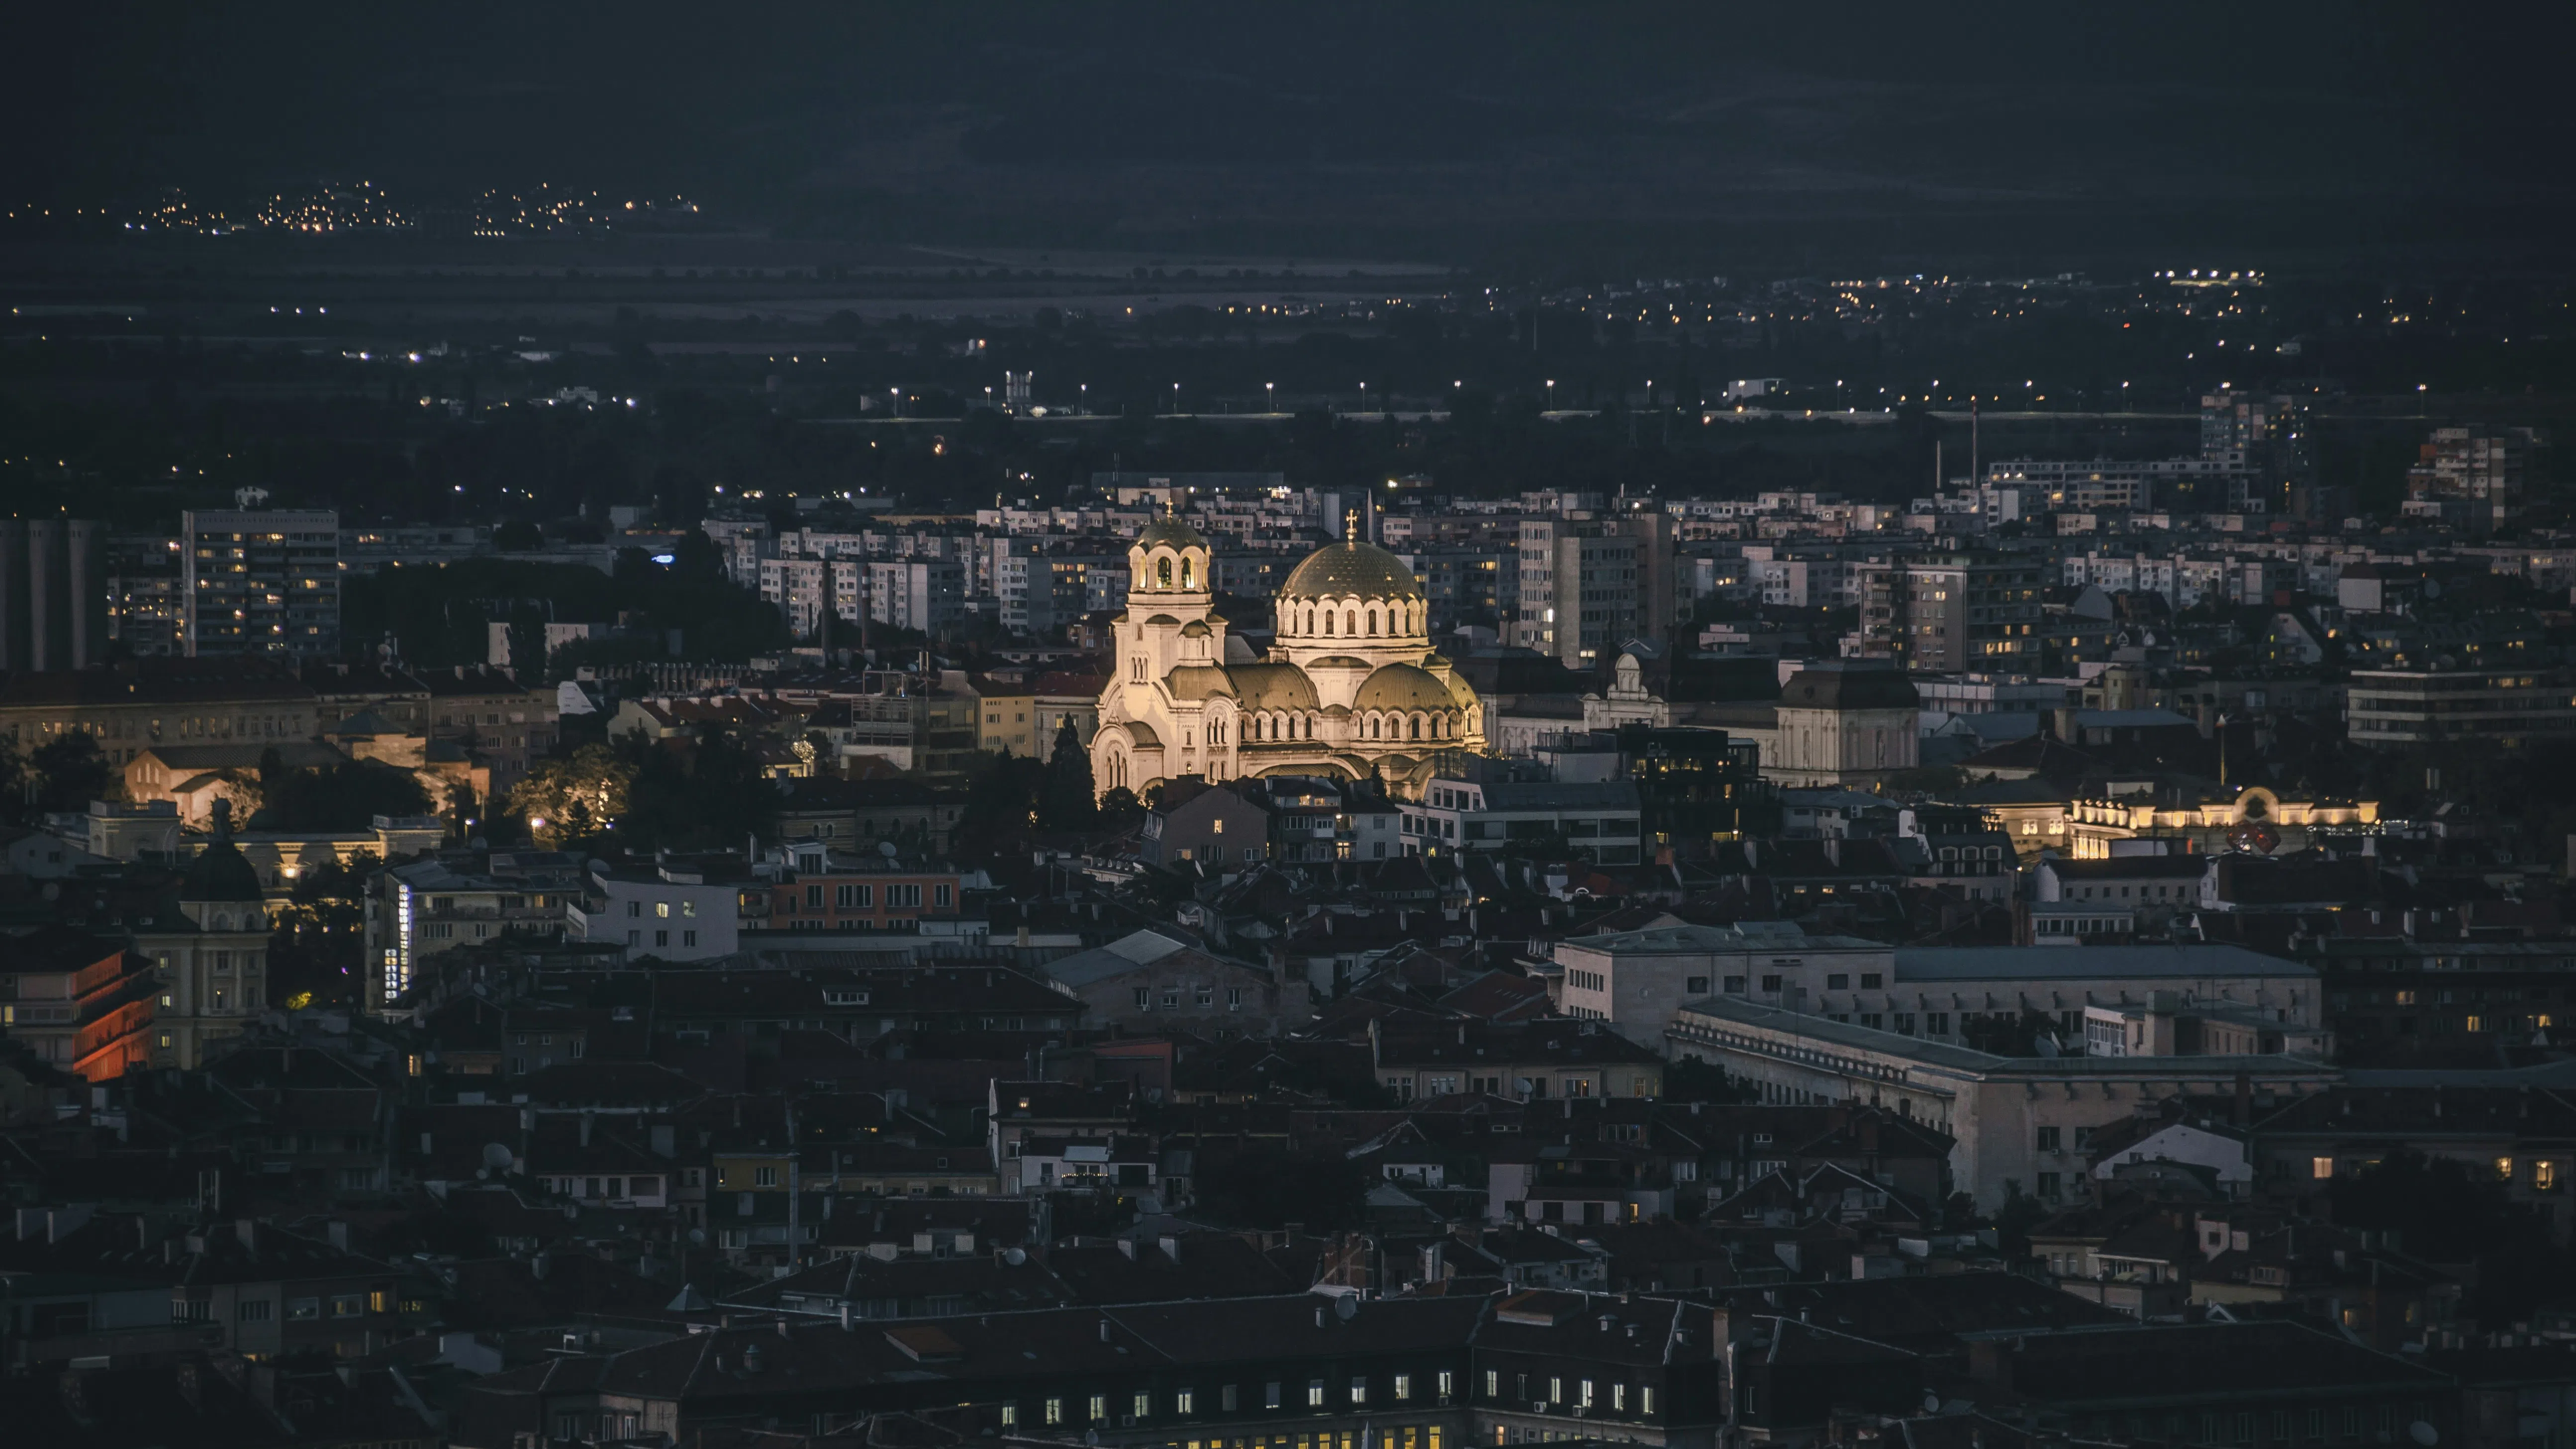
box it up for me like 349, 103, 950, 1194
1345, 508, 1359, 542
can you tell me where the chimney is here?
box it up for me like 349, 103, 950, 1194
2233, 1072, 2253, 1127
579, 1113, 593, 1147
840, 1302, 853, 1331
1116, 1238, 1137, 1259
1099, 1318, 1113, 1343
326, 1220, 348, 1252
1160, 1235, 1181, 1263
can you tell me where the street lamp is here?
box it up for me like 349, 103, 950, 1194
1545, 379, 1556, 410
1358, 381, 1368, 416
1264, 381, 1275, 411
1172, 382, 1181, 413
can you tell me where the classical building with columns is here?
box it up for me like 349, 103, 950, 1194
1090, 515, 1485, 801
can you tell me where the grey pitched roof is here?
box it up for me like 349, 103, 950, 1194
1894, 944, 2314, 982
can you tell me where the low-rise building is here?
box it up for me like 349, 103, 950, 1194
1370, 1018, 1666, 1102
367, 851, 585, 1013
572, 858, 749, 961
1142, 779, 1272, 869
1552, 921, 1893, 1047
754, 847, 964, 933
0, 925, 156, 1081
1039, 928, 1288, 1039
1402, 778, 1643, 865
1667, 996, 2336, 1210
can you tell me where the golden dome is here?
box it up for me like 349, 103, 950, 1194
1281, 541, 1423, 602
1136, 514, 1208, 552
1353, 663, 1457, 713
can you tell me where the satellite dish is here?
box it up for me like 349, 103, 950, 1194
879, 840, 900, 859
1005, 1247, 1028, 1266
2409, 1425, 2438, 1448
481, 1143, 515, 1171
688, 1228, 708, 1246
1334, 1294, 1358, 1322
1923, 1394, 1943, 1415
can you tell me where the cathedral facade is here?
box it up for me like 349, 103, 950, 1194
1090, 515, 1485, 801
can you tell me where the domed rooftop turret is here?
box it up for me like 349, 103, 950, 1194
181, 799, 266, 904
1135, 512, 1209, 553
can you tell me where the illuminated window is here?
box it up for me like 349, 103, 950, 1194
2311, 1157, 2334, 1180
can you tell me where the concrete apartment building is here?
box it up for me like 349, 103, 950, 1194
1512, 514, 1678, 668
2347, 666, 2576, 749
867, 559, 965, 635
1854, 552, 2044, 673
180, 508, 340, 658
572, 858, 749, 962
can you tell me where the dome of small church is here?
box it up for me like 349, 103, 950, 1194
182, 802, 266, 904
1280, 541, 1424, 602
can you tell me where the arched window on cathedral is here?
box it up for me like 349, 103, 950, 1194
1367, 608, 1379, 636
1410, 716, 1421, 740
1180, 557, 1193, 588
1323, 611, 1334, 635
1156, 557, 1172, 587
1346, 610, 1357, 634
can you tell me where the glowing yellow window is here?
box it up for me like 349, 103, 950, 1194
2310, 1157, 2334, 1180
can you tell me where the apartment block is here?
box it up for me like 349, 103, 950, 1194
180, 509, 340, 658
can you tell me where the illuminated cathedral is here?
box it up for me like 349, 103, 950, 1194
1090, 513, 1485, 801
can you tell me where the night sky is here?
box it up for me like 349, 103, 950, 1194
7, 2, 2570, 269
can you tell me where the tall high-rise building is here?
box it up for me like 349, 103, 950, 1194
180, 509, 341, 658
0, 517, 110, 671
2405, 427, 2547, 532
107, 531, 184, 657
2200, 389, 2311, 512
1855, 552, 2044, 674
1512, 514, 1678, 668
